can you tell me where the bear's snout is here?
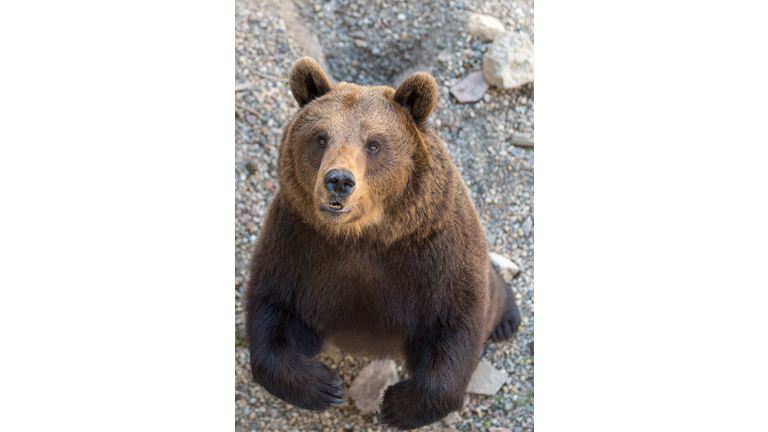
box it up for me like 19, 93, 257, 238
323, 168, 356, 197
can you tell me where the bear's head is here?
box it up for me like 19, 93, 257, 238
278, 57, 445, 241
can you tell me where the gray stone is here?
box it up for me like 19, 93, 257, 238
442, 411, 461, 426
437, 49, 453, 62
521, 216, 533, 237
467, 358, 507, 395
483, 32, 534, 89
450, 71, 489, 103
522, 216, 533, 236
486, 231, 497, 247
467, 13, 506, 42
348, 360, 399, 413
236, 324, 247, 341
348, 30, 367, 39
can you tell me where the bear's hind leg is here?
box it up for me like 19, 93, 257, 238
488, 264, 522, 341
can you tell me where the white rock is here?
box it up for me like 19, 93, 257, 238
489, 252, 519, 284
489, 252, 519, 274
467, 13, 506, 42
467, 358, 507, 395
348, 360, 399, 413
482, 31, 534, 89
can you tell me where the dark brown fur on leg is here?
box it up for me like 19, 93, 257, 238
487, 265, 522, 341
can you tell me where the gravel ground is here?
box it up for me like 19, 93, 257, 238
235, 1, 534, 430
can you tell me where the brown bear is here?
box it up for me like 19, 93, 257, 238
245, 57, 520, 430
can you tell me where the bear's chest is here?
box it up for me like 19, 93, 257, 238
296, 246, 423, 328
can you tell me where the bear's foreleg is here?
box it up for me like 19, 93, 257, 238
378, 322, 483, 430
247, 301, 346, 410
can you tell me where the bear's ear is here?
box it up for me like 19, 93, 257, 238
289, 57, 333, 107
393, 72, 437, 124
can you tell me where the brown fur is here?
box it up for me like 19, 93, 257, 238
245, 57, 520, 430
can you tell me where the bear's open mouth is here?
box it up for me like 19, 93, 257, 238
320, 200, 352, 214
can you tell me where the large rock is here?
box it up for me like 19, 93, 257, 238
348, 360, 399, 413
467, 358, 507, 395
483, 31, 534, 89
467, 13, 506, 42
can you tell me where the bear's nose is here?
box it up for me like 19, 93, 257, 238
324, 168, 356, 196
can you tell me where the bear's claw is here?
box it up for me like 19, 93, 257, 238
491, 317, 519, 341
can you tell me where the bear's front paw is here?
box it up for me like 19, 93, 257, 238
378, 379, 460, 430
254, 358, 346, 411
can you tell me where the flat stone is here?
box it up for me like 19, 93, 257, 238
522, 216, 533, 236
466, 358, 506, 395
489, 429, 512, 432
508, 134, 534, 148
483, 31, 534, 89
450, 71, 489, 103
468, 13, 506, 42
442, 411, 461, 426
348, 360, 399, 413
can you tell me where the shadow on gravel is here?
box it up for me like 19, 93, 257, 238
295, 0, 474, 87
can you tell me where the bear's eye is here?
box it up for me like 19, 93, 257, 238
366, 143, 379, 153
317, 137, 327, 148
